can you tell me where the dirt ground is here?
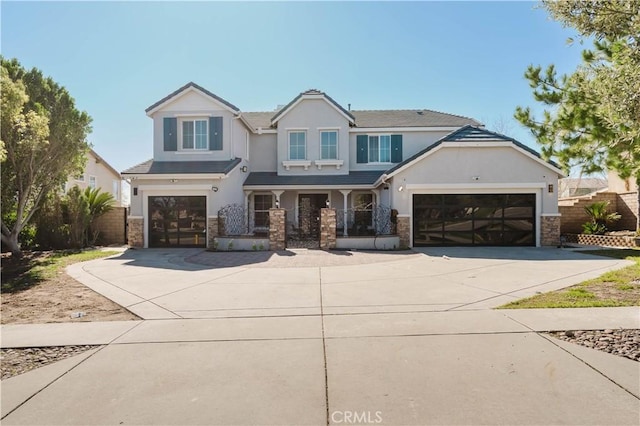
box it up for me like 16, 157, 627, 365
1, 252, 139, 324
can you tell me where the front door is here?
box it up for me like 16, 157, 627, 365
297, 193, 328, 241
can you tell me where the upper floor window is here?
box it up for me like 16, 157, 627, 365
182, 119, 208, 150
289, 131, 306, 160
89, 176, 97, 189
320, 131, 338, 160
112, 180, 120, 201
356, 134, 402, 164
368, 135, 391, 163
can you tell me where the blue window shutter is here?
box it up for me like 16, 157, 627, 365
209, 117, 223, 151
163, 117, 177, 151
356, 135, 368, 163
391, 135, 403, 163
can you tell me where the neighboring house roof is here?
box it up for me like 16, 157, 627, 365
244, 171, 385, 188
241, 109, 479, 131
382, 125, 563, 179
145, 82, 240, 115
270, 89, 356, 126
89, 148, 121, 179
122, 158, 241, 175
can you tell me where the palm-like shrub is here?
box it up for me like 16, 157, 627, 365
63, 186, 114, 247
582, 201, 621, 235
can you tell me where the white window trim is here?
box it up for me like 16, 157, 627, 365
179, 117, 209, 151
319, 129, 339, 160
253, 193, 274, 230
288, 130, 307, 161
367, 134, 392, 164
112, 180, 120, 201
88, 175, 97, 189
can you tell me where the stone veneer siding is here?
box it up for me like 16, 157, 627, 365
320, 208, 337, 250
269, 208, 286, 251
127, 217, 144, 248
207, 217, 219, 249
397, 216, 410, 249
541, 215, 561, 246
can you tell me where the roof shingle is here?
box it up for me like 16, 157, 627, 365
243, 171, 384, 187
122, 158, 241, 175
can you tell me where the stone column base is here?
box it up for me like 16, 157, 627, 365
207, 217, 219, 249
127, 217, 144, 248
320, 208, 337, 250
541, 215, 561, 246
397, 215, 410, 249
269, 208, 286, 251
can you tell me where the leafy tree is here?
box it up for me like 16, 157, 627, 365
1, 58, 92, 256
515, 0, 640, 230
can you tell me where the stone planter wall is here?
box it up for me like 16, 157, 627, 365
213, 236, 270, 251
564, 233, 640, 248
335, 235, 400, 250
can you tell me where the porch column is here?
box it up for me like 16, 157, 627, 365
271, 190, 285, 208
339, 190, 351, 236
244, 190, 252, 232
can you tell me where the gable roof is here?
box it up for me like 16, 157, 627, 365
89, 148, 121, 179
240, 108, 479, 131
122, 158, 241, 176
270, 89, 356, 126
145, 82, 240, 115
383, 125, 564, 179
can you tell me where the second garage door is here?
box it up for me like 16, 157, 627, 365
413, 193, 535, 246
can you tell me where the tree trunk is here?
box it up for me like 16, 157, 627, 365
0, 230, 22, 258
636, 176, 640, 234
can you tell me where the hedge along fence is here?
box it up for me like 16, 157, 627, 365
564, 233, 640, 248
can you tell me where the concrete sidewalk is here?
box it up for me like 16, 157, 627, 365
2, 307, 638, 424
2, 248, 639, 425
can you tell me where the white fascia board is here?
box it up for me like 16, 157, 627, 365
137, 184, 216, 191
125, 173, 227, 180
243, 184, 374, 191
350, 126, 460, 133
271, 95, 355, 126
146, 86, 239, 117
237, 115, 258, 133
406, 183, 546, 190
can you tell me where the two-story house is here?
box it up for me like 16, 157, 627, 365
122, 82, 563, 249
67, 148, 128, 207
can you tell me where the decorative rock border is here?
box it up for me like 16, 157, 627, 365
564, 233, 640, 248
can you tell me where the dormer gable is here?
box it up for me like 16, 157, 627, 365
145, 82, 240, 116
271, 89, 355, 126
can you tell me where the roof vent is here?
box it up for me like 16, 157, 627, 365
274, 104, 285, 111
417, 111, 424, 115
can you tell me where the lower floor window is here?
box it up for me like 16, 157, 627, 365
253, 194, 273, 229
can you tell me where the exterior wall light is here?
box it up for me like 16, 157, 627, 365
398, 185, 404, 192
548, 184, 554, 193
212, 186, 219, 192
240, 166, 248, 173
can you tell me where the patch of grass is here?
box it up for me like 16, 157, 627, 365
1, 250, 119, 293
499, 248, 640, 309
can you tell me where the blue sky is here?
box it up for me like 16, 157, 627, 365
2, 1, 584, 174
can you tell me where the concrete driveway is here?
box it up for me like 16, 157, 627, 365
66, 246, 634, 319
2, 247, 639, 425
